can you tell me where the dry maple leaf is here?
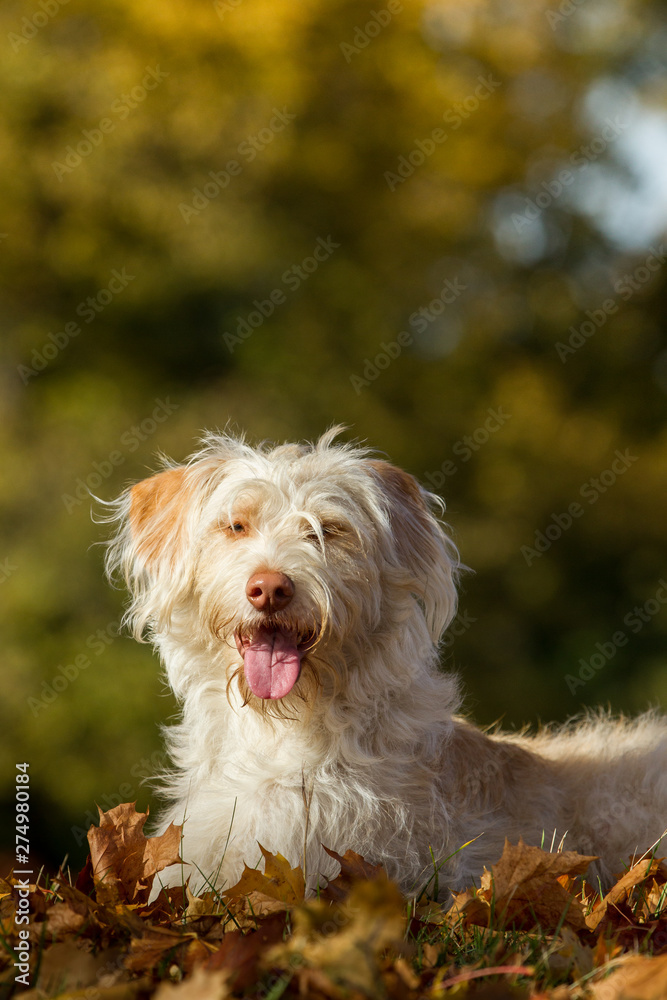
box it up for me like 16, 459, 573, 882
590, 952, 667, 1000
587, 858, 663, 933
87, 802, 182, 906
320, 846, 386, 902
267, 877, 407, 996
34, 941, 129, 997
449, 838, 595, 934
205, 912, 288, 989
223, 844, 305, 905
124, 925, 192, 975
548, 925, 595, 980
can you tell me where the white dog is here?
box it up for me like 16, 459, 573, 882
105, 428, 667, 898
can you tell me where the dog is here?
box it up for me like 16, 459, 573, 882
105, 428, 667, 898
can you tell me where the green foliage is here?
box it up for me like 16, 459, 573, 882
1, 0, 666, 864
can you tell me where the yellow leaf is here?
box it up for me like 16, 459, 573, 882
223, 845, 304, 905
267, 878, 406, 995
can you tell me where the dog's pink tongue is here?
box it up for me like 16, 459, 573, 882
243, 630, 301, 700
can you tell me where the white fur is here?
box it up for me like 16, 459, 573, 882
104, 428, 667, 898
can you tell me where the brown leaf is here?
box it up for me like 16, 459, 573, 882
87, 802, 182, 905
591, 953, 667, 1000
182, 938, 217, 974
205, 913, 288, 989
35, 942, 125, 995
0, 878, 15, 900
124, 926, 190, 974
75, 854, 96, 896
587, 859, 662, 933
223, 845, 304, 905
45, 901, 87, 938
153, 966, 231, 999
320, 846, 385, 902
449, 838, 595, 933
143, 883, 190, 924
41, 882, 116, 943
267, 878, 407, 996
548, 925, 595, 980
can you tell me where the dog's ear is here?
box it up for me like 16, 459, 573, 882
367, 460, 459, 641
128, 467, 190, 571
106, 464, 210, 637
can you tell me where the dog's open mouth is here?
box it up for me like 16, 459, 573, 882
235, 627, 317, 700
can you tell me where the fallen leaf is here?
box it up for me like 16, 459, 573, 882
87, 802, 182, 906
587, 859, 663, 932
591, 952, 667, 1000
392, 956, 420, 989
153, 966, 231, 999
184, 886, 219, 919
205, 912, 288, 989
412, 897, 448, 927
419, 942, 441, 970
45, 902, 87, 938
320, 846, 385, 902
448, 839, 595, 933
0, 879, 14, 900
34, 942, 124, 995
123, 926, 190, 974
29, 985, 149, 1000
548, 925, 594, 979
267, 877, 406, 995
75, 855, 96, 896
223, 845, 304, 905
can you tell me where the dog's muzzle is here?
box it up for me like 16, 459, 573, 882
236, 571, 318, 699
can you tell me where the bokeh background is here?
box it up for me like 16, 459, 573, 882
1, 0, 666, 870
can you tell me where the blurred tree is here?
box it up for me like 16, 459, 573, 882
0, 0, 666, 865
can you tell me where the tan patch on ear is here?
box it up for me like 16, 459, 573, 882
130, 467, 188, 567
367, 460, 426, 509
367, 460, 433, 558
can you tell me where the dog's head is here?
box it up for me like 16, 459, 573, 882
105, 428, 460, 707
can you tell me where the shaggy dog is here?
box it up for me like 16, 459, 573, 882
105, 429, 667, 898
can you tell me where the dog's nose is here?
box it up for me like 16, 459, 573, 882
245, 572, 295, 612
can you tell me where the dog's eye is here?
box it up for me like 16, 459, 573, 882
223, 521, 248, 538
305, 523, 345, 542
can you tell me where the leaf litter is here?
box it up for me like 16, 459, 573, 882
1, 803, 666, 999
